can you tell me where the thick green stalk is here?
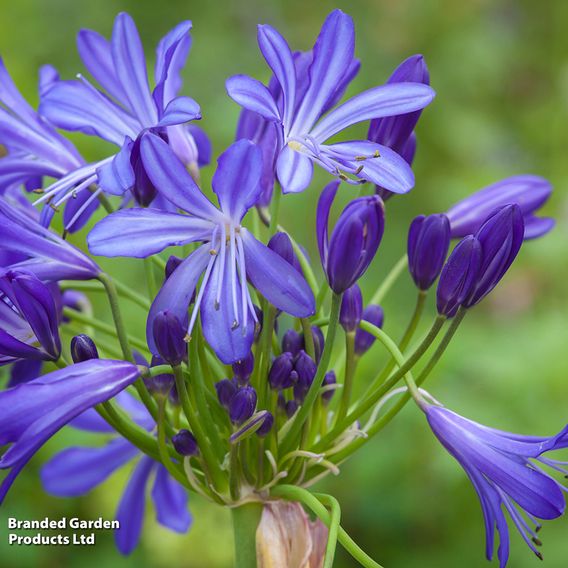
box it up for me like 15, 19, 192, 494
270, 485, 383, 568
280, 292, 342, 456
231, 502, 263, 568
301, 318, 316, 360
335, 331, 356, 423
156, 396, 189, 486
313, 492, 341, 568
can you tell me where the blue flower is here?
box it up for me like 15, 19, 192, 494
41, 391, 191, 555
34, 13, 207, 229
0, 359, 140, 503
425, 403, 568, 567
88, 134, 315, 363
227, 10, 435, 194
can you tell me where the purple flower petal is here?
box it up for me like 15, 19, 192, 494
241, 230, 315, 317
41, 438, 138, 496
151, 465, 192, 533
157, 96, 201, 127
226, 75, 281, 122
276, 146, 314, 194
96, 137, 135, 195
316, 181, 340, 267
211, 140, 263, 221
88, 208, 214, 258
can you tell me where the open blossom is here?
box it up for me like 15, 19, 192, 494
0, 270, 61, 365
0, 359, 140, 503
226, 9, 435, 194
35, 13, 207, 229
88, 134, 315, 363
41, 391, 191, 555
425, 403, 568, 567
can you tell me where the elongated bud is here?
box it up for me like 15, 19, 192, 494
232, 351, 254, 386
354, 305, 384, 355
446, 175, 553, 240
282, 329, 302, 356
268, 232, 302, 273
340, 284, 363, 332
172, 429, 199, 456
70, 334, 99, 363
408, 214, 451, 290
437, 236, 482, 318
165, 255, 183, 280
324, 195, 385, 293
268, 352, 295, 389
152, 310, 186, 366
293, 350, 316, 403
229, 386, 257, 424
321, 370, 337, 404
464, 205, 525, 307
215, 378, 237, 408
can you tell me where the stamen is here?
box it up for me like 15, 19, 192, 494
235, 234, 250, 335
53, 174, 97, 208
64, 185, 102, 230
215, 224, 227, 310
186, 252, 217, 339
229, 225, 239, 326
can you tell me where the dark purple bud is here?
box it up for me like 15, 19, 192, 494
408, 214, 451, 290
282, 329, 303, 356
354, 305, 385, 356
436, 236, 482, 318
232, 351, 254, 386
268, 232, 302, 273
145, 355, 175, 395
256, 412, 274, 437
285, 399, 299, 418
446, 175, 553, 240
130, 136, 157, 206
288, 370, 299, 384
165, 255, 183, 280
70, 334, 99, 363
340, 285, 363, 332
293, 350, 316, 403
172, 429, 199, 456
216, 378, 237, 409
324, 195, 385, 293
229, 386, 257, 424
321, 370, 337, 404
464, 205, 525, 307
152, 310, 187, 366
268, 352, 295, 389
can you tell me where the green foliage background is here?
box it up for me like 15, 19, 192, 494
0, 0, 567, 566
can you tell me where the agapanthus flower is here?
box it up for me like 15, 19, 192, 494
0, 359, 140, 503
317, 181, 385, 293
368, 54, 430, 198
226, 9, 435, 194
88, 134, 315, 363
0, 270, 61, 365
41, 391, 191, 555
0, 58, 90, 230
446, 175, 554, 240
0, 198, 100, 281
35, 12, 207, 228
425, 402, 568, 567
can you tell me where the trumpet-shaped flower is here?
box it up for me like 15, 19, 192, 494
88, 134, 315, 363
425, 403, 568, 567
226, 9, 435, 194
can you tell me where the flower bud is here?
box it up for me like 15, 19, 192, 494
321, 371, 337, 405
285, 399, 298, 418
229, 386, 257, 424
407, 214, 451, 290
339, 285, 363, 332
152, 310, 186, 366
172, 429, 198, 456
293, 351, 316, 403
354, 305, 384, 355
282, 329, 303, 356
268, 232, 302, 273
464, 204, 524, 307
145, 355, 175, 395
256, 412, 274, 437
437, 236, 482, 318
232, 351, 254, 386
215, 378, 237, 409
446, 175, 553, 240
165, 255, 183, 280
268, 352, 295, 389
130, 136, 157, 207
70, 334, 99, 363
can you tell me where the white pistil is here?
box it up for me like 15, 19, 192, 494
64, 184, 102, 230
214, 223, 227, 310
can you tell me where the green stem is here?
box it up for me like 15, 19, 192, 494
156, 396, 188, 486
270, 485, 383, 568
301, 318, 316, 360
269, 183, 281, 235
280, 292, 342, 456
231, 502, 263, 568
313, 493, 341, 568
369, 254, 408, 305
59, 280, 151, 310
335, 331, 356, 423
144, 258, 159, 299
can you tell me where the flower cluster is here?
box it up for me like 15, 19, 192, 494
0, 9, 561, 568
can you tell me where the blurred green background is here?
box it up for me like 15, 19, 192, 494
1, 0, 567, 566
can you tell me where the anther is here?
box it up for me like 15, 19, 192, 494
231, 320, 240, 330
373, 150, 381, 158
354, 165, 364, 175
214, 300, 220, 310
338, 173, 349, 181
535, 551, 543, 561
32, 188, 44, 194
532, 537, 542, 547
183, 333, 191, 343
355, 155, 367, 161
209, 249, 218, 256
